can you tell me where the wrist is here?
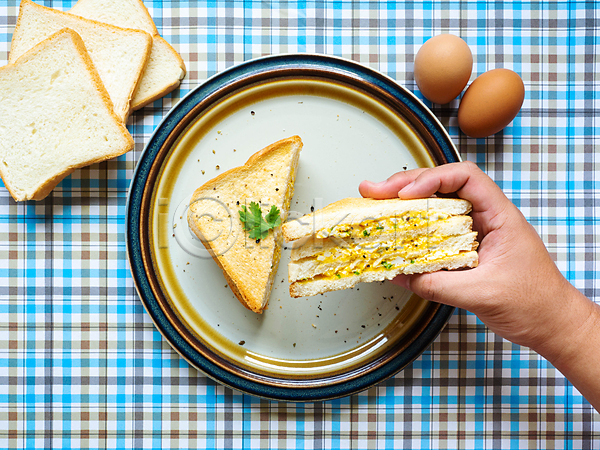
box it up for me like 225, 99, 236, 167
532, 285, 599, 368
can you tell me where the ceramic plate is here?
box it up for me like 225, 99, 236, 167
127, 54, 460, 402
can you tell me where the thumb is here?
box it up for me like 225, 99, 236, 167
392, 269, 484, 311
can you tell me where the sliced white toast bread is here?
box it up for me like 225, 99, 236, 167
282, 197, 473, 242
0, 29, 134, 201
289, 251, 479, 298
70, 0, 186, 110
187, 136, 303, 313
71, 0, 158, 35
9, 0, 152, 122
288, 232, 479, 281
289, 215, 474, 261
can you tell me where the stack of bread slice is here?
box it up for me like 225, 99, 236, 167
0, 0, 186, 201
69, 0, 186, 110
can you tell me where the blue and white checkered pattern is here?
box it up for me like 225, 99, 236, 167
0, 0, 599, 448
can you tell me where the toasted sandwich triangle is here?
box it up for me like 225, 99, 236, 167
187, 136, 302, 313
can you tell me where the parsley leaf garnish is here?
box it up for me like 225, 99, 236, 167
239, 202, 281, 241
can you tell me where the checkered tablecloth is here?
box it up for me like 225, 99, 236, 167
1, 1, 599, 448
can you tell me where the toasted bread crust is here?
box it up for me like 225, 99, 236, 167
187, 136, 303, 313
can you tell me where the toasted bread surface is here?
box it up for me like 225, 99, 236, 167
187, 136, 303, 313
10, 0, 152, 121
0, 28, 133, 201
69, 0, 186, 110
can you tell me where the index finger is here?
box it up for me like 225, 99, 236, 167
397, 162, 513, 218
358, 168, 428, 199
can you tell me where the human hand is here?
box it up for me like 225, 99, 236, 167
359, 162, 596, 358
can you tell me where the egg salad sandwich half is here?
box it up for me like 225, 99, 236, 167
282, 197, 479, 298
187, 136, 302, 313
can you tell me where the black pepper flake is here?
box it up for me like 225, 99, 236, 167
238, 340, 245, 346
361, 325, 366, 328
335, 330, 338, 333
293, 343, 296, 347
403, 166, 407, 170
255, 239, 260, 244
310, 206, 314, 212
236, 200, 240, 205
251, 110, 255, 115
275, 188, 279, 191
395, 306, 400, 311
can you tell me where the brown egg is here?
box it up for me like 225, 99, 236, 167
414, 34, 473, 104
458, 68, 525, 138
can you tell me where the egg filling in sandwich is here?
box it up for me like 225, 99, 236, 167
282, 197, 479, 298
187, 136, 302, 314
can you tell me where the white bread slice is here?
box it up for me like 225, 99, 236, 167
0, 29, 134, 201
9, 0, 152, 122
69, 0, 186, 110
289, 251, 479, 298
289, 215, 474, 261
187, 136, 303, 314
282, 197, 473, 242
70, 0, 158, 35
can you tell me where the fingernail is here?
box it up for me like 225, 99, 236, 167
398, 181, 415, 194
